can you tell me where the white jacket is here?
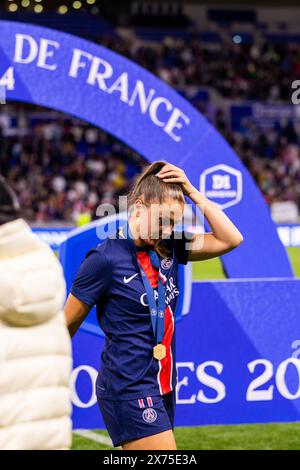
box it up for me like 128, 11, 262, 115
0, 219, 72, 450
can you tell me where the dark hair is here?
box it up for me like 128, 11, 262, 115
0, 176, 20, 225
128, 160, 185, 209
128, 161, 185, 258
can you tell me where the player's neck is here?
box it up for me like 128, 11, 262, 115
128, 218, 151, 249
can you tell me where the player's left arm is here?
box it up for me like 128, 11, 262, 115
156, 163, 244, 262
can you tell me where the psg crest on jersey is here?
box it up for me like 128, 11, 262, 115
142, 407, 158, 423
161, 257, 173, 270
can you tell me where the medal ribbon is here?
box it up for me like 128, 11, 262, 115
124, 223, 166, 345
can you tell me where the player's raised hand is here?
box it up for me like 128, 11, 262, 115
155, 163, 196, 197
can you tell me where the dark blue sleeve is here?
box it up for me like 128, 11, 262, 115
173, 230, 193, 265
70, 247, 111, 308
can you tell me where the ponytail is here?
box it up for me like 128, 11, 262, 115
128, 160, 185, 209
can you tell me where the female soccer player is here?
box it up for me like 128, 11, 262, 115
65, 161, 243, 450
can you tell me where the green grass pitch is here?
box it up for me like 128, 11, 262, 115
72, 423, 300, 450
192, 247, 300, 280
72, 247, 300, 450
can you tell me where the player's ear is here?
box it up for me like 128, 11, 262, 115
134, 198, 143, 217
135, 198, 143, 209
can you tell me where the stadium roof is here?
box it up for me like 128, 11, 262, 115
1, 0, 300, 10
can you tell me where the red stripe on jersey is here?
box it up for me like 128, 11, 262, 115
157, 304, 174, 395
146, 396, 153, 406
138, 398, 145, 408
136, 251, 158, 288
159, 271, 167, 285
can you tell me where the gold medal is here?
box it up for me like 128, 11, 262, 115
153, 343, 166, 360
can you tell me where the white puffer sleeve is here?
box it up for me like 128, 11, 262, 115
0, 243, 66, 327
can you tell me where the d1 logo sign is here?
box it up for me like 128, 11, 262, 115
200, 164, 243, 210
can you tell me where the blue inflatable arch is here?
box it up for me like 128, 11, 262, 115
0, 20, 293, 278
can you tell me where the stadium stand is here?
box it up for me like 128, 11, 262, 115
1, 8, 300, 223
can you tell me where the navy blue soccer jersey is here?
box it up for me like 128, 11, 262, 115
70, 227, 189, 400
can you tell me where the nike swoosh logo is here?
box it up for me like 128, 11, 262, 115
123, 273, 139, 284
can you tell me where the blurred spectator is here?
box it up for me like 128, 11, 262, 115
0, 176, 72, 449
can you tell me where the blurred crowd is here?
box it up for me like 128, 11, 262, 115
214, 110, 300, 209
1, 102, 300, 223
98, 34, 300, 102
0, 105, 145, 223
1, 30, 300, 223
